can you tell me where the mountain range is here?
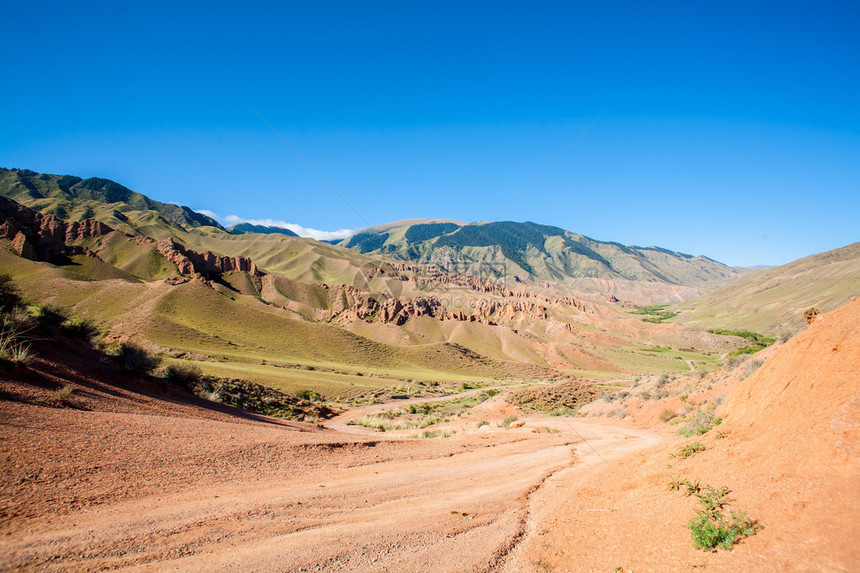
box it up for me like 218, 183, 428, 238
0, 168, 739, 292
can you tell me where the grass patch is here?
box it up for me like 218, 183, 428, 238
673, 441, 706, 459
51, 384, 75, 406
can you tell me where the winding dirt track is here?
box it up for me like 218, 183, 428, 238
1, 392, 660, 572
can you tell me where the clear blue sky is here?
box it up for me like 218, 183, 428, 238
2, 1, 858, 266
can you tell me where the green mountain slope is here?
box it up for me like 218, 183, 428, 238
672, 242, 860, 333
227, 223, 299, 236
340, 220, 739, 288
0, 167, 222, 230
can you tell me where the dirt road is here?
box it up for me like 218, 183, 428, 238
1, 396, 660, 572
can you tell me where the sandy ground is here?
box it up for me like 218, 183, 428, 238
0, 389, 657, 572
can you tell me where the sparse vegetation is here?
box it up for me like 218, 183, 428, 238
631, 304, 678, 323
506, 380, 599, 415
52, 384, 75, 406
803, 307, 820, 324
192, 376, 336, 421
659, 408, 676, 422
709, 329, 775, 356
501, 415, 519, 428
679, 409, 722, 437
351, 393, 494, 431
0, 321, 32, 364
742, 359, 764, 378
673, 441, 706, 459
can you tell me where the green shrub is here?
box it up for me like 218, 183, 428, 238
52, 384, 75, 405
673, 441, 706, 459
687, 486, 760, 551
679, 410, 722, 437
166, 363, 203, 389
659, 408, 676, 422
118, 343, 161, 374
295, 389, 321, 401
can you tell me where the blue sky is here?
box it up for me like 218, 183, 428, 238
2, 1, 858, 266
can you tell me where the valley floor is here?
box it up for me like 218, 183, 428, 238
1, 388, 660, 572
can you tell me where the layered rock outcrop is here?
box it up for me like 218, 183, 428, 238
151, 238, 260, 281
0, 195, 112, 261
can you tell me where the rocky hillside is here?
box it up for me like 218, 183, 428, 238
340, 220, 740, 288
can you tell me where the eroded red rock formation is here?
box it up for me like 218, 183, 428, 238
0, 196, 112, 261
152, 238, 260, 281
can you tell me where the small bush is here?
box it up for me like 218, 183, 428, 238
166, 363, 203, 390
501, 415, 519, 428
52, 384, 75, 405
476, 420, 489, 428
743, 359, 764, 379
687, 486, 760, 551
673, 441, 706, 459
613, 408, 628, 419
118, 343, 161, 374
660, 408, 676, 422
0, 322, 32, 364
295, 389, 321, 401
803, 307, 820, 325
679, 410, 722, 437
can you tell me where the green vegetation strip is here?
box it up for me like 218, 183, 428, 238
630, 304, 678, 323
708, 329, 775, 356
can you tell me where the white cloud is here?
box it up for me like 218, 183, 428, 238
223, 215, 355, 241
194, 209, 220, 220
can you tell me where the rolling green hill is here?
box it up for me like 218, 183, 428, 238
672, 242, 860, 333
340, 220, 740, 288
0, 168, 222, 230
227, 223, 299, 236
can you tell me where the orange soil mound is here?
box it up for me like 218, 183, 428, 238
724, 296, 859, 469
509, 297, 860, 572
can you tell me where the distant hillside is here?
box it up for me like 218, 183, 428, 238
672, 242, 860, 333
228, 223, 298, 236
0, 168, 223, 231
339, 220, 739, 288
